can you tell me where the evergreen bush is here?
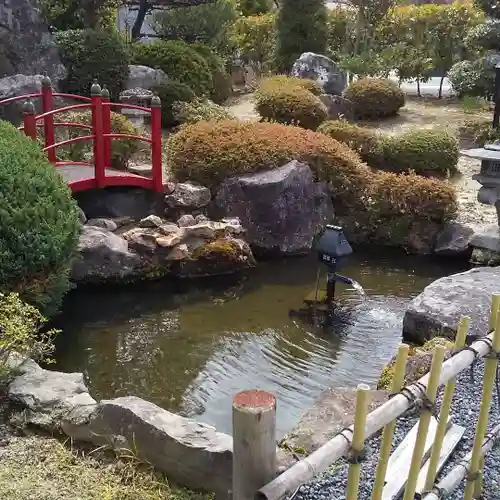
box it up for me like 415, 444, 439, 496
343, 78, 405, 119
459, 118, 500, 146
55, 29, 130, 100
152, 80, 196, 127
0, 121, 80, 314
258, 75, 322, 95
275, 0, 328, 72
131, 40, 212, 97
173, 98, 232, 125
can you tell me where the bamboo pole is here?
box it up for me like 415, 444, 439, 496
346, 384, 371, 500
473, 455, 484, 499
402, 346, 446, 500
423, 317, 471, 490
463, 299, 500, 500
371, 344, 410, 500
257, 327, 499, 500
422, 423, 500, 500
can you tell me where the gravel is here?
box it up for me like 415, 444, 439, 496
292, 358, 500, 500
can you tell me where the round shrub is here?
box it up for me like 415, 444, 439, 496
255, 86, 327, 130
190, 43, 232, 104
0, 121, 80, 315
47, 110, 138, 168
131, 40, 212, 97
55, 29, 130, 100
448, 59, 494, 98
173, 98, 232, 125
343, 78, 405, 119
152, 80, 196, 128
258, 75, 322, 95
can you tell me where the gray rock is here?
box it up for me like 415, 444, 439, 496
77, 208, 87, 225
86, 218, 118, 231
0, 74, 43, 124
89, 396, 233, 494
72, 226, 143, 283
195, 214, 209, 223
434, 222, 475, 256
214, 161, 334, 255
177, 214, 196, 227
139, 214, 164, 228
470, 224, 500, 252
0, 1, 65, 80
471, 247, 500, 266
166, 183, 211, 209
285, 387, 389, 454
8, 368, 96, 430
403, 267, 500, 343
291, 52, 347, 96
318, 94, 353, 121
61, 404, 99, 442
126, 65, 168, 91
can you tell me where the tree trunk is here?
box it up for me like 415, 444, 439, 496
131, 0, 150, 41
438, 75, 445, 99
417, 78, 421, 98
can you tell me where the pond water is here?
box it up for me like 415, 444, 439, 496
53, 250, 465, 438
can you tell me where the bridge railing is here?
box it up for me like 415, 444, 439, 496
232, 294, 500, 500
1, 75, 163, 192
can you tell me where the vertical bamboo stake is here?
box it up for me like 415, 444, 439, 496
346, 383, 371, 500
402, 346, 446, 500
463, 294, 500, 500
489, 294, 500, 331
371, 344, 410, 500
473, 455, 484, 499
424, 316, 471, 490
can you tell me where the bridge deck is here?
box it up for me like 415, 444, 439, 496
57, 164, 146, 182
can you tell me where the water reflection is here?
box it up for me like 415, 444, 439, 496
53, 250, 465, 438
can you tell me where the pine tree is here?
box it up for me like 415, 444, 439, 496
275, 0, 328, 72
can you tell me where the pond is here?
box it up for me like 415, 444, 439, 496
53, 250, 465, 438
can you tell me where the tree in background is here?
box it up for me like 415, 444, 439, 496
238, 0, 270, 15
275, 0, 327, 72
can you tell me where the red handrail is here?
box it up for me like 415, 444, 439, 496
103, 133, 153, 144
52, 93, 92, 102
43, 135, 96, 152
0, 93, 42, 105
35, 103, 92, 121
104, 102, 152, 113
55, 161, 93, 167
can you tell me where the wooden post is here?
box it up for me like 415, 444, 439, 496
493, 63, 500, 129
463, 294, 500, 500
346, 383, 371, 500
90, 80, 105, 188
371, 344, 410, 500
41, 74, 56, 163
424, 316, 471, 490
101, 86, 112, 168
22, 100, 37, 141
150, 95, 163, 192
402, 345, 446, 500
232, 390, 277, 500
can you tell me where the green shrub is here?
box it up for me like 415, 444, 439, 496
151, 0, 237, 57
448, 59, 495, 98
230, 13, 277, 73
190, 43, 232, 104
131, 40, 212, 97
276, 0, 328, 72
0, 121, 80, 314
238, 0, 270, 16
459, 118, 500, 146
55, 29, 130, 100
344, 78, 405, 119
152, 80, 196, 128
45, 110, 138, 168
173, 98, 232, 125
254, 85, 327, 130
258, 75, 322, 95
374, 129, 460, 176
0, 293, 58, 378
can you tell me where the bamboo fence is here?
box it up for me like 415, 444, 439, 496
232, 293, 500, 500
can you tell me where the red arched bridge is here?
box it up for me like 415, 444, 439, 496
0, 76, 163, 193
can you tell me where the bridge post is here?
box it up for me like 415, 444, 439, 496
91, 81, 106, 188
151, 95, 163, 192
101, 86, 112, 168
22, 101, 37, 141
41, 74, 56, 164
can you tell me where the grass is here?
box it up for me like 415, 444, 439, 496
0, 435, 213, 500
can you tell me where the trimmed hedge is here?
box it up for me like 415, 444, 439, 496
131, 40, 212, 97
258, 75, 322, 95
344, 78, 405, 119
0, 121, 80, 314
318, 121, 459, 176
56, 29, 130, 100
166, 120, 458, 249
254, 85, 327, 130
173, 98, 232, 125
459, 118, 500, 146
152, 80, 196, 128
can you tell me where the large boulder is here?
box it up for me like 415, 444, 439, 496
0, 74, 43, 124
89, 396, 233, 495
0, 0, 64, 79
403, 267, 500, 344
433, 221, 475, 256
291, 52, 347, 96
213, 161, 334, 255
165, 182, 211, 210
126, 65, 168, 90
